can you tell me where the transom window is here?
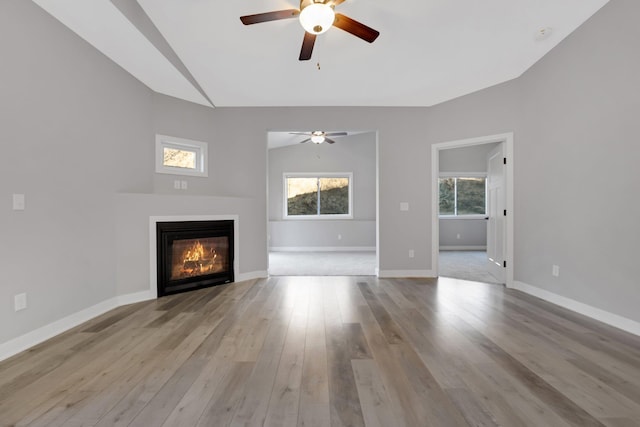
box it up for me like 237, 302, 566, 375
439, 175, 486, 216
155, 134, 208, 177
284, 173, 353, 219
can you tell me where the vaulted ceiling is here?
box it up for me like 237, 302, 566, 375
33, 0, 609, 108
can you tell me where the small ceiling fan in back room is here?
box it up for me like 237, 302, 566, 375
290, 131, 348, 144
240, 0, 380, 61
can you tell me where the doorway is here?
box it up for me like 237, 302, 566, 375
431, 133, 514, 286
266, 130, 379, 276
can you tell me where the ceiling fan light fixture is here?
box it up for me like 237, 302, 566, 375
311, 130, 324, 144
299, 3, 335, 35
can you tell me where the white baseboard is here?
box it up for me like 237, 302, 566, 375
116, 290, 154, 306
378, 270, 436, 278
236, 270, 268, 282
0, 272, 273, 363
439, 246, 487, 251
511, 281, 640, 337
270, 246, 376, 252
0, 296, 121, 362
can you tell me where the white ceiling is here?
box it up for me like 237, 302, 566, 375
32, 0, 609, 108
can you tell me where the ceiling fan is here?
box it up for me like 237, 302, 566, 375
240, 0, 380, 61
290, 131, 348, 144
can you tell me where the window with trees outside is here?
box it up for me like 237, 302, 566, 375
284, 173, 353, 219
439, 175, 486, 216
155, 134, 208, 177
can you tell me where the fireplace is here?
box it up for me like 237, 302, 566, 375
156, 220, 234, 297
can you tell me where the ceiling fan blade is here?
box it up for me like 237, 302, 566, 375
299, 138, 311, 144
329, 0, 346, 6
299, 32, 316, 61
325, 138, 336, 144
333, 13, 380, 43
240, 9, 299, 25
289, 132, 310, 135
324, 132, 348, 137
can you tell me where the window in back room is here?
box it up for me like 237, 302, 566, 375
439, 175, 486, 216
284, 173, 353, 219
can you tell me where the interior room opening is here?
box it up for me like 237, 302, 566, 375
433, 134, 514, 286
266, 130, 378, 276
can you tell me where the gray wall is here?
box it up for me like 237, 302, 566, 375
427, 0, 639, 322
2, 0, 639, 349
439, 219, 487, 249
0, 1, 269, 345
439, 143, 499, 173
1, 0, 152, 344
268, 132, 376, 249
514, 0, 640, 321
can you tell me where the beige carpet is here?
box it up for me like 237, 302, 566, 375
269, 250, 499, 283
439, 250, 502, 284
269, 251, 376, 276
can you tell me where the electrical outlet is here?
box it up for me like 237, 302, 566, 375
409, 249, 415, 258
14, 293, 27, 311
338, 234, 342, 240
552, 265, 560, 277
181, 180, 188, 190
173, 180, 181, 189
12, 194, 25, 211
456, 233, 461, 240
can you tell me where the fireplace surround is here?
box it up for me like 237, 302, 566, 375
156, 220, 234, 296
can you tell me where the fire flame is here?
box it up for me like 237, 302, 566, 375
178, 240, 218, 277
183, 241, 206, 262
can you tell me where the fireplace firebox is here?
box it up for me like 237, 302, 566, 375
156, 220, 234, 297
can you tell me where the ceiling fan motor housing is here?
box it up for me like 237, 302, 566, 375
300, 0, 329, 11
299, 0, 336, 35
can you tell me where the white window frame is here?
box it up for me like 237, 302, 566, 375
283, 172, 354, 220
155, 134, 208, 177
438, 172, 487, 219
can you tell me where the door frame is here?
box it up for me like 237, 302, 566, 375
431, 133, 514, 287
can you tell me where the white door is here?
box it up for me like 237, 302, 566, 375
486, 144, 506, 283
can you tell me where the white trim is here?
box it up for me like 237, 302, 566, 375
149, 215, 240, 299
283, 172, 353, 219
439, 172, 487, 178
511, 281, 640, 337
378, 270, 436, 278
439, 246, 487, 251
439, 215, 487, 220
155, 134, 208, 177
0, 267, 270, 362
116, 290, 154, 306
0, 289, 153, 362
431, 133, 514, 287
269, 246, 376, 252
237, 271, 268, 282
0, 269, 272, 362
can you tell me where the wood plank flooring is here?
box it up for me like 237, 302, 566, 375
1, 276, 640, 426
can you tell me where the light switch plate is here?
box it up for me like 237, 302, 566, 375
14, 293, 27, 311
13, 194, 25, 211
400, 202, 409, 211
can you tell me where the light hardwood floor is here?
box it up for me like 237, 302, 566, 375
1, 276, 640, 426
